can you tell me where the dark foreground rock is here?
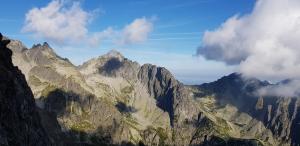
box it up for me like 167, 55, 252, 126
0, 33, 52, 146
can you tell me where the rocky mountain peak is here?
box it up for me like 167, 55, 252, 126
79, 49, 140, 80
27, 42, 68, 66
31, 42, 53, 52
2, 36, 27, 53
42, 42, 50, 47
200, 72, 270, 96
138, 63, 178, 97
104, 49, 124, 60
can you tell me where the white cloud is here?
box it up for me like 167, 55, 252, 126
22, 0, 153, 46
258, 80, 300, 97
22, 0, 91, 44
118, 17, 153, 44
88, 17, 153, 46
197, 0, 300, 97
88, 27, 116, 47
197, 0, 300, 81
86, 17, 153, 47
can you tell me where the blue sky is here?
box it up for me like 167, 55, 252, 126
0, 0, 256, 84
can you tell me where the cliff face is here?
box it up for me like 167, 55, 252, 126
256, 97, 300, 146
0, 33, 51, 146
138, 64, 200, 145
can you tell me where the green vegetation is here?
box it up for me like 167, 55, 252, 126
80, 108, 90, 119
129, 130, 140, 144
156, 127, 168, 145
215, 117, 231, 137
171, 129, 177, 142
29, 75, 42, 86
97, 82, 110, 91
143, 126, 169, 146
255, 138, 266, 146
70, 120, 94, 131
41, 84, 57, 97
123, 115, 139, 130
121, 85, 134, 94
173, 115, 179, 123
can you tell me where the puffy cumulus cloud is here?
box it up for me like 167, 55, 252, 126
22, 0, 91, 44
197, 0, 300, 81
197, 0, 300, 97
22, 0, 153, 46
88, 27, 116, 47
119, 17, 153, 44
87, 18, 153, 47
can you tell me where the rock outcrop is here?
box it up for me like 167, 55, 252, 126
0, 33, 52, 146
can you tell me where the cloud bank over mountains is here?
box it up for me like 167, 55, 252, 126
197, 0, 300, 97
258, 79, 300, 97
22, 0, 153, 46
197, 0, 300, 81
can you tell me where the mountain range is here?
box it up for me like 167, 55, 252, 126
1, 34, 300, 146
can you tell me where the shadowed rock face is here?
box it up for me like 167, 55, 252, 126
198, 136, 264, 146
138, 64, 178, 123
0, 33, 52, 146
98, 57, 124, 75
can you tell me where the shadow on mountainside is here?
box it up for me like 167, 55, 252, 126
38, 89, 142, 146
37, 89, 93, 145
98, 57, 124, 76
190, 135, 264, 146
115, 101, 138, 113
197, 73, 272, 122
291, 108, 300, 145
